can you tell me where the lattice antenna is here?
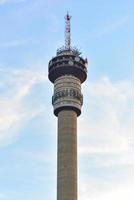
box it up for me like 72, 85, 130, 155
65, 12, 71, 49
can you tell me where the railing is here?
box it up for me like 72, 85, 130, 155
52, 89, 83, 105
49, 59, 87, 73
56, 46, 81, 56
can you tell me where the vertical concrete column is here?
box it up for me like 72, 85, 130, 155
57, 110, 77, 200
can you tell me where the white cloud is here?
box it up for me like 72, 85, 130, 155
79, 176, 134, 200
78, 77, 134, 200
79, 77, 134, 157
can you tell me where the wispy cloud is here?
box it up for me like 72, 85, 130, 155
79, 77, 134, 159
0, 38, 36, 48
0, 0, 26, 6
88, 15, 129, 38
0, 192, 7, 199
21, 150, 53, 163
0, 0, 8, 5
0, 67, 47, 147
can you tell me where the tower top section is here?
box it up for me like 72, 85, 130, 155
65, 12, 71, 50
48, 13, 88, 84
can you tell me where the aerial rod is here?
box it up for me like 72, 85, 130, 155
65, 12, 71, 49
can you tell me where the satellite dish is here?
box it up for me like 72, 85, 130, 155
68, 60, 73, 65
75, 57, 80, 62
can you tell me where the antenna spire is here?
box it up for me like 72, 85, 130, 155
65, 12, 71, 49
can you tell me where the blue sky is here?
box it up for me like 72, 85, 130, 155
0, 0, 134, 200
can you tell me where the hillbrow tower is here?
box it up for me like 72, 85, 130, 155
48, 13, 87, 200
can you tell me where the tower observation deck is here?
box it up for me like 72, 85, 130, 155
48, 13, 87, 200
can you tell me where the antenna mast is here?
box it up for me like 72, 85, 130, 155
65, 12, 71, 49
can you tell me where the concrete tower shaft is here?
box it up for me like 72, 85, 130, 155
57, 110, 77, 200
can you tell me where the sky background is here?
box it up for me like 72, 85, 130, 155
0, 0, 134, 199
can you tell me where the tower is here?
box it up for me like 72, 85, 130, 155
48, 13, 87, 200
